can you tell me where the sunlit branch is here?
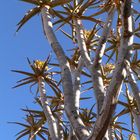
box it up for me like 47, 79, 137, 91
74, 19, 92, 68
126, 86, 140, 137
127, 67, 140, 113
91, 7, 115, 114
132, 111, 140, 137
89, 1, 134, 139
56, 103, 64, 140
38, 76, 59, 140
93, 7, 115, 67
72, 58, 84, 109
41, 5, 89, 140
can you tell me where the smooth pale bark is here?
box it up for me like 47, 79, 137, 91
74, 6, 115, 140
92, 7, 115, 114
56, 103, 64, 140
30, 132, 36, 140
132, 109, 140, 137
93, 7, 115, 67
74, 17, 109, 140
74, 7, 115, 115
73, 0, 92, 68
68, 59, 84, 140
72, 58, 84, 109
89, 1, 133, 139
126, 86, 140, 137
74, 7, 115, 140
38, 76, 59, 140
74, 18, 104, 115
127, 67, 140, 112
126, 68, 140, 136
74, 19, 92, 67
41, 6, 89, 140
108, 125, 115, 140
68, 127, 78, 140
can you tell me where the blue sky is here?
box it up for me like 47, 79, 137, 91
0, 1, 76, 139
0, 1, 52, 139
1, 1, 140, 140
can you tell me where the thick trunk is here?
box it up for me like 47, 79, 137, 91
41, 6, 89, 140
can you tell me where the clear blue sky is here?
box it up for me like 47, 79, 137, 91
0, 1, 140, 140
0, 1, 53, 139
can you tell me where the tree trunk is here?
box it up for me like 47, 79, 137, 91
89, 1, 134, 139
41, 5, 89, 140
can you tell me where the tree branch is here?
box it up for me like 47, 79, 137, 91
41, 6, 89, 140
71, 58, 84, 109
127, 67, 140, 112
89, 1, 134, 139
92, 7, 115, 114
56, 103, 64, 140
93, 7, 115, 67
38, 76, 59, 140
126, 86, 140, 137
74, 19, 92, 68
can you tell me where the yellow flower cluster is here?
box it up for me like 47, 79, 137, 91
103, 64, 115, 87
83, 29, 92, 39
104, 64, 115, 74
34, 60, 48, 71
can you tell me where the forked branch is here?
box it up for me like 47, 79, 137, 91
41, 5, 89, 140
89, 1, 134, 139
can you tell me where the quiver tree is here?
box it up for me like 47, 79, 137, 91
12, 0, 140, 140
